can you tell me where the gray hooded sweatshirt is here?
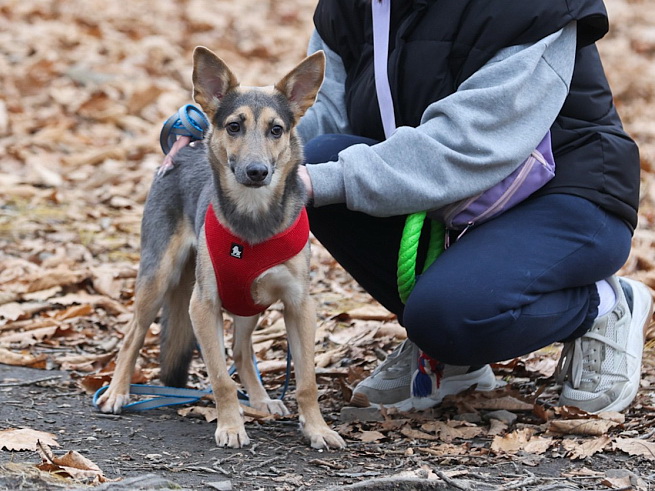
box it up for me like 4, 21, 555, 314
297, 22, 577, 217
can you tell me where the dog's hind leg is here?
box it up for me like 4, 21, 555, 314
96, 224, 194, 414
232, 315, 290, 416
159, 252, 197, 388
95, 271, 167, 414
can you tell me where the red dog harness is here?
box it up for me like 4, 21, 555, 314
204, 204, 310, 316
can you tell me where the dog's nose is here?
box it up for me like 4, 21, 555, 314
246, 163, 269, 182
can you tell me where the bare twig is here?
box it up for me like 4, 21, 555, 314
321, 477, 441, 491
498, 471, 541, 491
0, 375, 62, 388
184, 466, 220, 474
249, 455, 285, 470
92, 413, 122, 420
435, 470, 472, 491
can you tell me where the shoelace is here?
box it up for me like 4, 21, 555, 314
557, 331, 633, 389
371, 341, 412, 376
556, 338, 584, 387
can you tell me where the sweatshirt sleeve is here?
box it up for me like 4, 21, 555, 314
296, 30, 352, 143
306, 22, 577, 216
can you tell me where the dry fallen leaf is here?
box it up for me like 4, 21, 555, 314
562, 466, 605, 478
0, 326, 61, 347
600, 476, 633, 490
448, 389, 534, 412
178, 406, 218, 423
417, 443, 470, 457
548, 418, 620, 437
613, 438, 655, 461
0, 303, 27, 322
177, 404, 277, 422
523, 436, 553, 455
53, 304, 94, 321
358, 430, 386, 443
420, 421, 484, 443
241, 403, 276, 421
0, 347, 47, 368
338, 305, 397, 321
488, 419, 509, 436
0, 428, 59, 451
490, 428, 552, 455
36, 442, 109, 484
561, 435, 612, 460
554, 406, 625, 424
400, 427, 439, 441
490, 428, 532, 454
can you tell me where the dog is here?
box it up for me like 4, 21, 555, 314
95, 46, 346, 450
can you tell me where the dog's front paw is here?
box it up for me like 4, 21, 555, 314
95, 389, 130, 415
304, 425, 347, 450
250, 398, 290, 416
215, 424, 250, 448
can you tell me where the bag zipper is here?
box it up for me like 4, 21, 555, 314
446, 148, 550, 228
441, 192, 480, 226
471, 154, 538, 224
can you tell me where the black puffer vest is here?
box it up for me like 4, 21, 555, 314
313, 0, 641, 230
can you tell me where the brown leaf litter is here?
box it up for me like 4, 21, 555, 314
1, 0, 655, 488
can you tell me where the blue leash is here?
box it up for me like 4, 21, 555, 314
93, 350, 293, 412
93, 384, 212, 411
159, 104, 209, 154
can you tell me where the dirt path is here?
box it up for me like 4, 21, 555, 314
2, 366, 653, 491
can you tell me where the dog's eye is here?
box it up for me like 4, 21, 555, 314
226, 122, 241, 134
270, 125, 283, 138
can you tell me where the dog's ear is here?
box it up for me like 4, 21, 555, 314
192, 46, 239, 120
274, 51, 325, 122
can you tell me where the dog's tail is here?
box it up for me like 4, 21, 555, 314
159, 254, 197, 387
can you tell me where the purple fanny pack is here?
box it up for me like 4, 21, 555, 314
430, 132, 555, 230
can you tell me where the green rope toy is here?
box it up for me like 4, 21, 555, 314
396, 212, 447, 398
397, 212, 445, 303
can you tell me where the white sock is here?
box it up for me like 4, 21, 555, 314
595, 279, 617, 317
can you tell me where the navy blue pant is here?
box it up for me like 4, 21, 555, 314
304, 134, 633, 365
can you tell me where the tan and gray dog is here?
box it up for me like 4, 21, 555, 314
96, 46, 345, 450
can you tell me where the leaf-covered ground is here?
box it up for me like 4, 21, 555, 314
1, 0, 655, 489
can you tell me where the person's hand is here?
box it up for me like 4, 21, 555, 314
297, 165, 314, 203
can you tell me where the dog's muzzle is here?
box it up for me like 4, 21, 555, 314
237, 162, 272, 187
246, 163, 269, 182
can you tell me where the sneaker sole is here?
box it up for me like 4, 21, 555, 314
598, 278, 653, 413
360, 365, 498, 411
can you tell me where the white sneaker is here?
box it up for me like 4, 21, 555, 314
558, 276, 653, 413
350, 339, 497, 411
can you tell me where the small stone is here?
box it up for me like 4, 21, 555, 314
207, 481, 233, 491
453, 412, 483, 424
340, 406, 384, 423
605, 469, 647, 489
485, 410, 517, 425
